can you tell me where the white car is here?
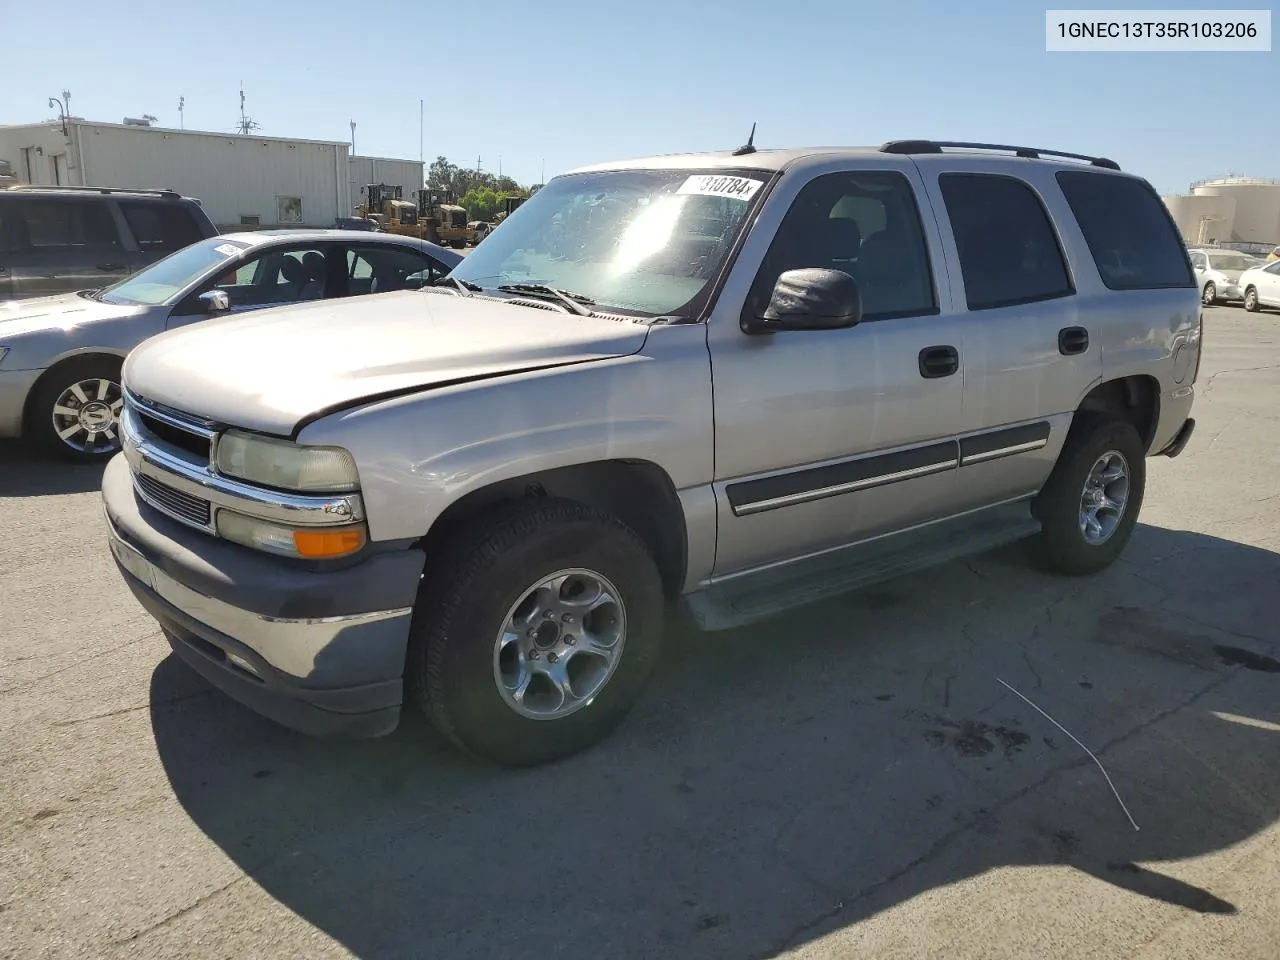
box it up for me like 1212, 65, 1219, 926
1239, 259, 1280, 313
1187, 247, 1254, 305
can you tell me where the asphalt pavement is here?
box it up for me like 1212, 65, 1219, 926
1, 304, 1278, 960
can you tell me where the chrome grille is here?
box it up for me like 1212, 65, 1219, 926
137, 411, 212, 460
125, 391, 217, 463
136, 474, 212, 527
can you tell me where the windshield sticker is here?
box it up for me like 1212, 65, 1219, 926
676, 175, 764, 201
213, 243, 241, 257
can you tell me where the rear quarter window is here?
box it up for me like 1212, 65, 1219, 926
120, 201, 207, 254
1055, 172, 1194, 290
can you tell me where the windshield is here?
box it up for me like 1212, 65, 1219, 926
1208, 252, 1252, 271
101, 238, 251, 305
449, 168, 769, 316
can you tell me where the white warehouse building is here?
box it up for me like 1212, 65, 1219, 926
1162, 176, 1280, 249
0, 119, 423, 231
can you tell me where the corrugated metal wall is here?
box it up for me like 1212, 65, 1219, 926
0, 124, 87, 185
348, 156, 424, 213
74, 123, 350, 230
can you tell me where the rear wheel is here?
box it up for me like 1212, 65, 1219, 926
1243, 287, 1259, 312
407, 499, 665, 766
29, 356, 124, 462
1031, 417, 1145, 576
1202, 282, 1217, 306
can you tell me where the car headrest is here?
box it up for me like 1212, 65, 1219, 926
302, 251, 326, 282
279, 256, 308, 284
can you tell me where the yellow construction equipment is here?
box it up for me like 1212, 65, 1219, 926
358, 184, 421, 237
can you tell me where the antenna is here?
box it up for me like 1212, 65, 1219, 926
236, 84, 260, 135
178, 96, 185, 130
732, 122, 757, 156
62, 89, 71, 118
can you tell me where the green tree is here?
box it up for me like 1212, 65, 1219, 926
459, 186, 502, 222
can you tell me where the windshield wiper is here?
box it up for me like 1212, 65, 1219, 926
434, 276, 481, 296
497, 283, 595, 317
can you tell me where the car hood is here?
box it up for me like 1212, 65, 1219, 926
123, 291, 651, 436
0, 291, 142, 339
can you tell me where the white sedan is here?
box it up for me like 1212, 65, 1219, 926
1239, 259, 1280, 313
0, 231, 460, 461
1187, 248, 1256, 305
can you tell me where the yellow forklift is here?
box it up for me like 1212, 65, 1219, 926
358, 184, 421, 236
415, 188, 470, 248
492, 195, 527, 228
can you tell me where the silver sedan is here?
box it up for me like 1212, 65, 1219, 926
0, 230, 461, 461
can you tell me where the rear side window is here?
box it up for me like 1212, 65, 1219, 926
1056, 172, 1194, 290
940, 174, 1073, 311
7, 199, 120, 251
120, 201, 206, 254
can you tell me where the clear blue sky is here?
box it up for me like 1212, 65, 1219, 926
3, 0, 1275, 193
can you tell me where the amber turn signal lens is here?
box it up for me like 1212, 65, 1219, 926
292, 527, 367, 559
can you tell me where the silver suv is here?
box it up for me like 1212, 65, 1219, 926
102, 140, 1201, 766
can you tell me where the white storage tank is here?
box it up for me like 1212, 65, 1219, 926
1163, 193, 1236, 245
1191, 177, 1280, 244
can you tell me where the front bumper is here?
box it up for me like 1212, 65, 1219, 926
0, 367, 42, 438
1210, 283, 1241, 300
103, 454, 426, 737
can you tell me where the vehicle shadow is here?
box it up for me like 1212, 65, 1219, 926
0, 440, 108, 497
149, 523, 1280, 959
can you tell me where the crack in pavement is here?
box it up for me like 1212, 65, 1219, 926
1119, 566, 1276, 651
51, 690, 214, 727
0, 632, 156, 696
759, 670, 1238, 956
109, 874, 250, 947
1201, 362, 1280, 397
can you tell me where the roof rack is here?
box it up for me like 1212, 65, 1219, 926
3, 184, 182, 198
880, 140, 1121, 171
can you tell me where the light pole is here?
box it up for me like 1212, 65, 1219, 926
178, 96, 185, 130
47, 94, 68, 137
349, 120, 356, 156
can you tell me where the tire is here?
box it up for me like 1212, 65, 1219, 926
1243, 287, 1259, 312
1030, 416, 1146, 576
407, 498, 665, 766
1201, 282, 1217, 306
28, 356, 124, 463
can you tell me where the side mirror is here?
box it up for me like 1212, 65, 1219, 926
745, 268, 862, 334
199, 289, 230, 314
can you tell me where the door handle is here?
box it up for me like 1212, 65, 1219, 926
96, 263, 125, 271
1058, 326, 1089, 355
918, 345, 959, 379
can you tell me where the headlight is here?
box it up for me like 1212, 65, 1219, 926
215, 430, 359, 493
216, 510, 367, 559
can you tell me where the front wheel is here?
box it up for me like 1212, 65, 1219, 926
407, 499, 665, 766
1202, 282, 1217, 306
1031, 417, 1146, 576
29, 356, 124, 462
1243, 287, 1259, 312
